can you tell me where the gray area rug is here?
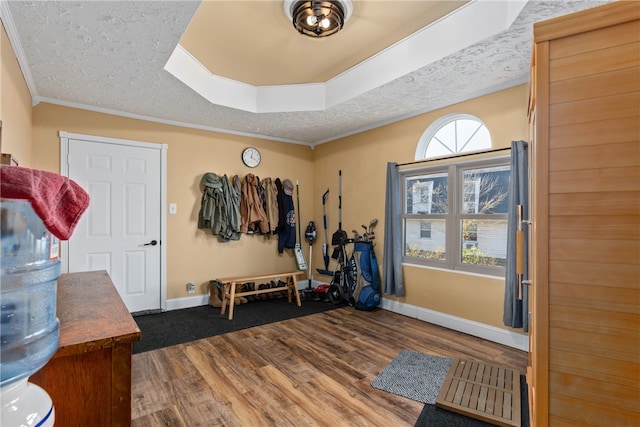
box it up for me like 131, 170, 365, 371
371, 350, 452, 404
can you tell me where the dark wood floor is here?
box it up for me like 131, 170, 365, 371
131, 306, 527, 426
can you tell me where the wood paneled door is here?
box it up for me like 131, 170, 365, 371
528, 2, 640, 426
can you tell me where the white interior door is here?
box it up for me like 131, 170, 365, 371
62, 133, 165, 313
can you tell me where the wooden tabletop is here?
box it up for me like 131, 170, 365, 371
53, 270, 141, 358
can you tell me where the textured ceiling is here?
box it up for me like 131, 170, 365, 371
3, 0, 611, 146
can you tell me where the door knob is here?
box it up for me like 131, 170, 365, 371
144, 240, 158, 246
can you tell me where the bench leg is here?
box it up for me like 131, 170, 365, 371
291, 276, 301, 306
227, 281, 236, 320
220, 283, 229, 315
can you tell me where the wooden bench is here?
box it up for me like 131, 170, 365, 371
216, 271, 303, 320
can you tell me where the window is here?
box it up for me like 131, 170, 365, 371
401, 157, 509, 276
463, 177, 481, 214
415, 114, 491, 160
405, 170, 448, 261
463, 221, 478, 246
420, 221, 432, 238
412, 181, 434, 213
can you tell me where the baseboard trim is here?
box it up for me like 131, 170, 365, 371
166, 295, 209, 311
380, 298, 528, 352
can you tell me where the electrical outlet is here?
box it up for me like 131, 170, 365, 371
187, 282, 195, 293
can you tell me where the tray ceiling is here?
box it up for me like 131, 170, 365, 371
3, 0, 611, 146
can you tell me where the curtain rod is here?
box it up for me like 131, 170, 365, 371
397, 147, 511, 167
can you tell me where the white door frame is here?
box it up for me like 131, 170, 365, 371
59, 130, 168, 311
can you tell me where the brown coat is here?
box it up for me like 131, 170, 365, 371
240, 174, 269, 234
262, 177, 279, 234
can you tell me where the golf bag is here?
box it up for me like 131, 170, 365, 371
347, 241, 381, 310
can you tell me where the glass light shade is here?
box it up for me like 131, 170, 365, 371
291, 1, 346, 38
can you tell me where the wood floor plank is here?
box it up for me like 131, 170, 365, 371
132, 307, 528, 426
131, 406, 188, 427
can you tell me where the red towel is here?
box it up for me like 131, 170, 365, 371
1, 165, 90, 240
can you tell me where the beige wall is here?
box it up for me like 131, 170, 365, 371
1, 22, 32, 165
313, 85, 529, 330
12, 16, 527, 333
32, 103, 314, 299
30, 87, 528, 331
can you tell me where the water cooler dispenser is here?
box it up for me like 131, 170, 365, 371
1, 199, 60, 427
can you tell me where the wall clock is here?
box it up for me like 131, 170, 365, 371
242, 147, 261, 168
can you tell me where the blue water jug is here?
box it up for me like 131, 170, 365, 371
1, 199, 60, 386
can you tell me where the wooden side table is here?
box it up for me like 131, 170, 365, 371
30, 270, 141, 427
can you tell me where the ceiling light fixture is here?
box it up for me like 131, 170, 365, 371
284, 0, 353, 38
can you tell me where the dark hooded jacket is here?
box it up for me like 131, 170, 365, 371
277, 179, 296, 253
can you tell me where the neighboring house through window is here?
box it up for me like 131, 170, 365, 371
404, 114, 509, 276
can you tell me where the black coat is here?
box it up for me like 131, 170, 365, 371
276, 178, 296, 253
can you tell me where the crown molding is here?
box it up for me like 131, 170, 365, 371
36, 96, 313, 146
0, 0, 39, 104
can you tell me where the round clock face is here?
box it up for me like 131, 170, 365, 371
242, 147, 261, 168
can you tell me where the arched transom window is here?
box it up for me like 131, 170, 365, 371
415, 114, 491, 160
